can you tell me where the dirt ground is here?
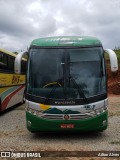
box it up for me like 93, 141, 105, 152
0, 95, 120, 160
107, 67, 120, 95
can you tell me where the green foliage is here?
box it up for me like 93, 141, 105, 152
13, 52, 18, 55
105, 49, 120, 67
109, 140, 120, 144
13, 51, 28, 59
114, 49, 120, 60
114, 49, 120, 67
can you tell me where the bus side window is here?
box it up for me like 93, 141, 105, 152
0, 51, 8, 70
8, 56, 15, 72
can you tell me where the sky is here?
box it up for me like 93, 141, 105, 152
0, 0, 120, 52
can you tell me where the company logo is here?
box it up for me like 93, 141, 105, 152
64, 115, 70, 120
1, 152, 10, 158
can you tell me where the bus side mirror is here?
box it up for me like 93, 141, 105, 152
104, 49, 118, 72
15, 51, 27, 74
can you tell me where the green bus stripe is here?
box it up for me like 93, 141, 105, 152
0, 86, 21, 102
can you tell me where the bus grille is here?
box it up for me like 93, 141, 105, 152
38, 113, 96, 120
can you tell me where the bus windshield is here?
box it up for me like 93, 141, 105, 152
27, 47, 106, 100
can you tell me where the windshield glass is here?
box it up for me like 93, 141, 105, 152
27, 47, 106, 100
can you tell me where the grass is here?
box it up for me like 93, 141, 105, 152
109, 111, 120, 117
114, 49, 120, 59
114, 50, 120, 67
109, 140, 120, 145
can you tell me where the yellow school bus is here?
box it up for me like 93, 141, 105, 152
0, 48, 26, 112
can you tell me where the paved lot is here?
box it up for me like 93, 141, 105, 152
0, 96, 120, 159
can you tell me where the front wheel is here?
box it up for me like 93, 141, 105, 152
21, 93, 25, 104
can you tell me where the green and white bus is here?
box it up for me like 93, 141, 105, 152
15, 36, 118, 132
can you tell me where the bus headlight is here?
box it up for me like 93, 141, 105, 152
26, 106, 42, 116
95, 106, 108, 115
103, 105, 108, 110
33, 111, 37, 116
95, 109, 101, 115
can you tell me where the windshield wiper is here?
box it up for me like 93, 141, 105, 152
69, 76, 88, 104
44, 78, 66, 104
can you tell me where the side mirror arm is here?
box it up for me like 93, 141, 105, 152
104, 49, 118, 72
14, 51, 27, 74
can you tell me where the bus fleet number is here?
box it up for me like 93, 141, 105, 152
12, 75, 20, 84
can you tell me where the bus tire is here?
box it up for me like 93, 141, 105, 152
21, 93, 25, 104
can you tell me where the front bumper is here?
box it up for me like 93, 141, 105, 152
26, 111, 108, 132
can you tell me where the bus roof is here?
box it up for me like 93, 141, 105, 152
0, 48, 27, 61
31, 36, 102, 47
0, 48, 17, 57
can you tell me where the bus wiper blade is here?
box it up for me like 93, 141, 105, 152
44, 78, 64, 104
69, 76, 88, 104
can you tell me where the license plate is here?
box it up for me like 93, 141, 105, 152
60, 124, 74, 129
